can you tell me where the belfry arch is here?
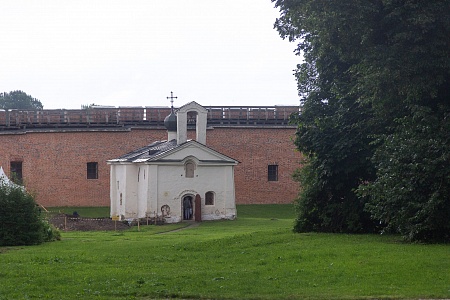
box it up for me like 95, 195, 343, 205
176, 102, 208, 145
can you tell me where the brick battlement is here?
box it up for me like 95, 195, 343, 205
0, 106, 299, 130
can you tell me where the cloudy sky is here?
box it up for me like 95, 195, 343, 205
0, 1, 301, 109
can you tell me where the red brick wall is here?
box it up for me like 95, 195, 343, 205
206, 127, 301, 204
0, 127, 301, 207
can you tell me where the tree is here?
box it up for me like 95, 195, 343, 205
290, 85, 378, 233
0, 90, 43, 110
274, 0, 450, 241
274, 0, 382, 233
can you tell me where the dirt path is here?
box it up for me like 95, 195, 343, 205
158, 222, 200, 234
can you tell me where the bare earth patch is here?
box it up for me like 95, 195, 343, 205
49, 214, 130, 231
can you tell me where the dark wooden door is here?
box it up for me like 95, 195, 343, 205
194, 194, 202, 222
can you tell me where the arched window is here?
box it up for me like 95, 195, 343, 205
205, 191, 214, 205
185, 161, 195, 178
187, 111, 197, 125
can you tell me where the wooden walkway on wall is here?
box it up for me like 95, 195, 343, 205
0, 106, 299, 130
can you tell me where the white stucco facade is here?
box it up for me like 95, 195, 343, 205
108, 102, 238, 223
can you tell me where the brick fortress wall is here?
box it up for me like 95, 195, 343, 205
207, 127, 301, 204
0, 106, 302, 207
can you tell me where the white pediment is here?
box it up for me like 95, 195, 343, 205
176, 101, 207, 114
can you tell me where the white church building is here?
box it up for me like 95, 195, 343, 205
107, 101, 238, 223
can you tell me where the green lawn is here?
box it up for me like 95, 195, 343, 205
44, 206, 110, 218
1, 204, 449, 299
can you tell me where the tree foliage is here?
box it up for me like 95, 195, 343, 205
290, 92, 377, 233
0, 90, 43, 110
360, 105, 450, 242
274, 0, 450, 242
0, 182, 59, 246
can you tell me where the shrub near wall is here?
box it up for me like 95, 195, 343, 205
0, 183, 59, 246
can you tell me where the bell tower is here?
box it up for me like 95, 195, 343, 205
176, 102, 207, 145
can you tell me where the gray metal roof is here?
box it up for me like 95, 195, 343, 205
112, 139, 178, 162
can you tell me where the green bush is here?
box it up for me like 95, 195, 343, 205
0, 182, 59, 246
42, 219, 61, 242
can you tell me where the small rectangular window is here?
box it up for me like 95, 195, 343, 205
87, 162, 98, 179
10, 161, 23, 184
268, 165, 278, 181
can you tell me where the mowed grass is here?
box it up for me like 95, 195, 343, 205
0, 204, 449, 300
44, 206, 110, 218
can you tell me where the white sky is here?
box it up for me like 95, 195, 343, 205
0, 0, 300, 109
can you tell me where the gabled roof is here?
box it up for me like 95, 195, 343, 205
108, 139, 238, 165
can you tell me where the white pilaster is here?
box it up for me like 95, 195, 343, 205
177, 113, 187, 144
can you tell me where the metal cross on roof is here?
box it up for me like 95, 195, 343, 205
166, 91, 177, 108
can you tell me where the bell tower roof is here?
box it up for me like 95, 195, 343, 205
164, 110, 177, 131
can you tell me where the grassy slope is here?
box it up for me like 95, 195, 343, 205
0, 204, 449, 300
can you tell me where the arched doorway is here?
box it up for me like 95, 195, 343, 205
182, 195, 193, 220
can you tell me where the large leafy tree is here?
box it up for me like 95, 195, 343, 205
290, 81, 377, 233
274, 1, 382, 233
0, 90, 43, 110
274, 0, 450, 241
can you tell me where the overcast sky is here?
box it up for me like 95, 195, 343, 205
1, 1, 301, 109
